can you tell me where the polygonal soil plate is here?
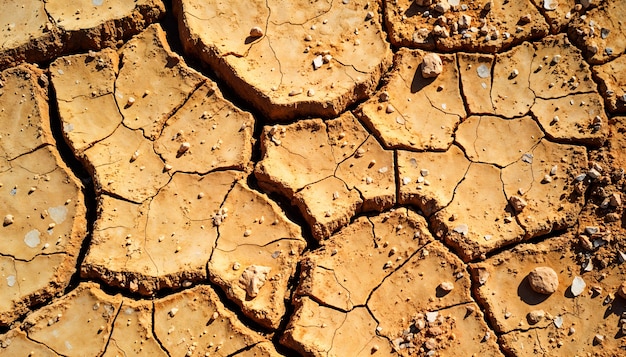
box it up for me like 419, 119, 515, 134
0, 65, 86, 326
255, 112, 395, 240
174, 0, 392, 120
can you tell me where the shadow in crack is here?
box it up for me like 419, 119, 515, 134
404, 1, 425, 18
603, 296, 625, 320
517, 276, 550, 305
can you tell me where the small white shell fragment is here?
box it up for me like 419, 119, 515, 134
243, 229, 252, 237
554, 315, 563, 328
570, 276, 586, 297
550, 165, 558, 175
453, 224, 469, 236
130, 150, 139, 162
402, 177, 411, 185
477, 64, 490, 78
127, 97, 135, 107
543, 0, 558, 11
24, 229, 41, 248
6, 275, 16, 287
239, 265, 271, 298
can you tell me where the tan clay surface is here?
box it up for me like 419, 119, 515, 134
173, 0, 392, 120
0, 0, 165, 70
2, 1, 626, 356
0, 65, 86, 326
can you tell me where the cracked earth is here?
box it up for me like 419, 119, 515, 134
1, 0, 626, 356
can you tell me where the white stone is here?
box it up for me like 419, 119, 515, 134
543, 0, 558, 11
426, 311, 438, 322
49, 205, 68, 224
570, 276, 586, 297
24, 229, 41, 248
453, 224, 468, 236
477, 64, 490, 78
312, 55, 323, 70
554, 315, 563, 328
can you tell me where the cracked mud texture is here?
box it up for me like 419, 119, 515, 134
173, 0, 393, 120
2, 0, 626, 356
0, 65, 86, 326
0, 0, 165, 70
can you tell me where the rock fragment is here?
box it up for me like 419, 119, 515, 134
570, 276, 586, 297
528, 267, 559, 294
527, 309, 545, 324
2, 214, 13, 226
439, 281, 454, 292
617, 281, 626, 300
239, 265, 271, 298
249, 26, 263, 37
421, 53, 443, 78
509, 195, 527, 213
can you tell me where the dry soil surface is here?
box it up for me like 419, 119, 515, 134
1, 0, 626, 356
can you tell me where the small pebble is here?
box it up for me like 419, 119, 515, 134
3, 214, 14, 226
528, 267, 559, 295
249, 26, 263, 38
177, 142, 190, 155
594, 334, 604, 345
421, 53, 443, 78
439, 281, 454, 292
527, 310, 545, 324
617, 281, 626, 300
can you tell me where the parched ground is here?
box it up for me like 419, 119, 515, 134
1, 0, 626, 356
